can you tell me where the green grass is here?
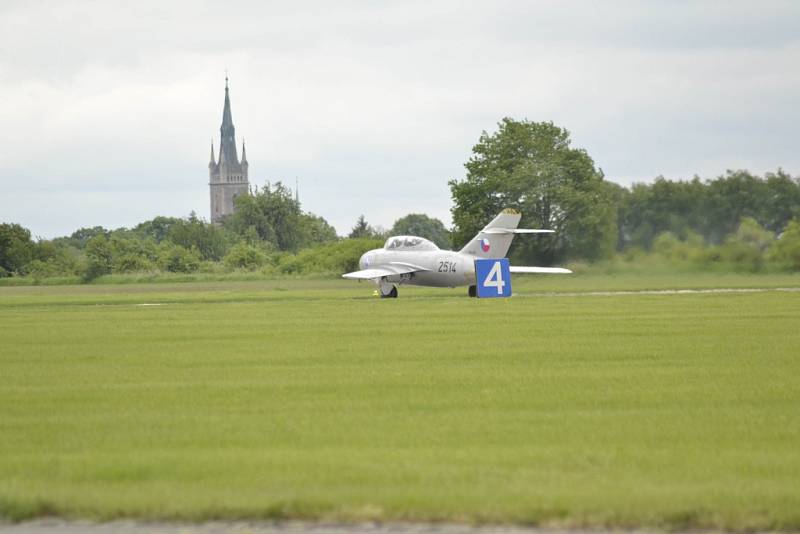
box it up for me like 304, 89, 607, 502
1, 274, 799, 529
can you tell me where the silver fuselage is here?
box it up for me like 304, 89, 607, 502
359, 249, 478, 288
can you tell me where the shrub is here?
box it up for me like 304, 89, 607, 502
720, 218, 774, 272
277, 238, 383, 275
769, 219, 800, 271
652, 232, 696, 262
27, 254, 81, 280
224, 242, 269, 271
157, 243, 201, 273
114, 253, 156, 273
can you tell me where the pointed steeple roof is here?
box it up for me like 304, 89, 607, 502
241, 138, 247, 163
209, 140, 216, 166
219, 76, 239, 166
221, 77, 233, 130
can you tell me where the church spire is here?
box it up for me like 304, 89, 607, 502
219, 76, 238, 165
208, 75, 249, 224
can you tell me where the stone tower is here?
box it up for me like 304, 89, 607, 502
209, 77, 249, 223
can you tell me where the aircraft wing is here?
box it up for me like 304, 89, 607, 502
510, 266, 572, 274
482, 228, 555, 235
342, 262, 429, 280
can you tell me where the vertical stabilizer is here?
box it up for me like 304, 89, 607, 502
459, 209, 522, 258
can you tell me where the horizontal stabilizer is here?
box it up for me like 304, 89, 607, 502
482, 228, 555, 235
510, 266, 572, 274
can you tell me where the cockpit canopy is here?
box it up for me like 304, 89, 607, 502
383, 236, 439, 251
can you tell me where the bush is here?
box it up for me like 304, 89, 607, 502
769, 219, 800, 271
157, 243, 201, 273
27, 255, 80, 281
719, 218, 774, 272
277, 238, 383, 275
102, 235, 159, 273
224, 242, 269, 271
651, 231, 707, 264
652, 232, 683, 260
114, 253, 156, 273
197, 260, 227, 274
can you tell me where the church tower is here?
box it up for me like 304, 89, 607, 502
209, 77, 249, 223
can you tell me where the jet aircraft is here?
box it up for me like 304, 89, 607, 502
343, 209, 571, 298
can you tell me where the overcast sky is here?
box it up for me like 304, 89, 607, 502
2, 1, 799, 238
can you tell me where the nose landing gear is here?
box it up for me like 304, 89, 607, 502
468, 285, 477, 298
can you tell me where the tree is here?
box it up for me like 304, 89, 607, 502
30, 240, 81, 278
702, 170, 770, 244
763, 170, 800, 234
617, 170, 800, 249
61, 226, 109, 249
224, 182, 334, 251
348, 215, 378, 239
604, 181, 630, 251
108, 234, 158, 273
620, 177, 707, 249
449, 118, 616, 263
298, 214, 338, 247
389, 214, 451, 248
133, 216, 182, 243
0, 223, 35, 276
167, 212, 229, 261
84, 234, 114, 280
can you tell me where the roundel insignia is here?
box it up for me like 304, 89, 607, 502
480, 238, 491, 252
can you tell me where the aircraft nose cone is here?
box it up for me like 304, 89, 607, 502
360, 252, 373, 270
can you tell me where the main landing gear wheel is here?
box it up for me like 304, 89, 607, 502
379, 281, 398, 298
468, 285, 477, 298
380, 286, 398, 298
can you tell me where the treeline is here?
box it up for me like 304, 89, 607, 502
617, 170, 800, 249
3, 118, 800, 282
607, 170, 800, 271
3, 169, 800, 283
0, 182, 453, 282
0, 183, 370, 281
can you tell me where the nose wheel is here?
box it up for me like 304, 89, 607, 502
468, 285, 477, 297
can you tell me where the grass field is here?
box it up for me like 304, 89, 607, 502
1, 274, 799, 530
